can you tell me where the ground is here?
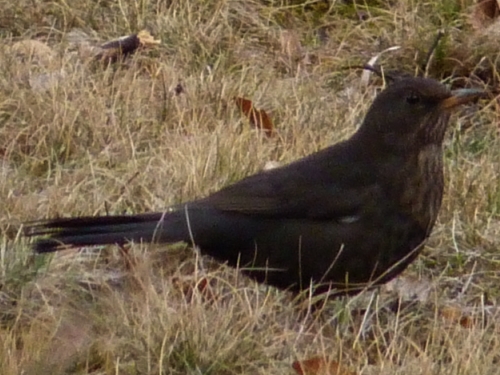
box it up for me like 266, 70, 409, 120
1, 0, 500, 374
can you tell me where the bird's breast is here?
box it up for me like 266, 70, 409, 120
390, 145, 444, 234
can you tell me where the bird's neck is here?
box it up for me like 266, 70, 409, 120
355, 112, 450, 155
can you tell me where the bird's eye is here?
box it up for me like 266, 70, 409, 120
406, 92, 420, 105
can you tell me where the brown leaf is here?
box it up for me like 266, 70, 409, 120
292, 357, 357, 375
234, 97, 275, 137
469, 0, 500, 30
477, 0, 500, 19
440, 306, 475, 328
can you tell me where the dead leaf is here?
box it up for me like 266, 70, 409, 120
136, 30, 162, 47
470, 0, 500, 30
440, 306, 475, 328
292, 357, 357, 375
234, 97, 275, 137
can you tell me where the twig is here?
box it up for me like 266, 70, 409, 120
422, 29, 445, 77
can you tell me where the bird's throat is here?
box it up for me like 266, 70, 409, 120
395, 144, 445, 234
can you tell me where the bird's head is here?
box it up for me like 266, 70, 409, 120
358, 77, 484, 152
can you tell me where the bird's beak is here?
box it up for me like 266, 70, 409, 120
440, 88, 486, 110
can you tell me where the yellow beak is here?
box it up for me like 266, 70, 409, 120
440, 88, 486, 110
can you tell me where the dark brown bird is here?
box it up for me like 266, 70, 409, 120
24, 78, 483, 297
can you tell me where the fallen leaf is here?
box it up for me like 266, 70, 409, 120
136, 30, 162, 47
440, 306, 475, 328
470, 0, 500, 30
292, 357, 357, 375
234, 97, 275, 137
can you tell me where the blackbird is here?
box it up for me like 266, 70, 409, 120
24, 77, 483, 297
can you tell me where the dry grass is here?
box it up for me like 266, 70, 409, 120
1, 0, 500, 374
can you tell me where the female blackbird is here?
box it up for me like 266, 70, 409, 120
24, 77, 484, 297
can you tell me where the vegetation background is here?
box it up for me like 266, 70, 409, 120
1, 0, 499, 374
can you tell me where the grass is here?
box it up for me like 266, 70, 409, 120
1, 0, 500, 374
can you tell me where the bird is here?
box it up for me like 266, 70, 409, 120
23, 77, 484, 297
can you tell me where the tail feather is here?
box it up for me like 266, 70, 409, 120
24, 212, 182, 253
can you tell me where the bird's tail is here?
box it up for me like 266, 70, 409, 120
24, 211, 187, 253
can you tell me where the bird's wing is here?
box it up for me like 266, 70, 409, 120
194, 147, 382, 220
